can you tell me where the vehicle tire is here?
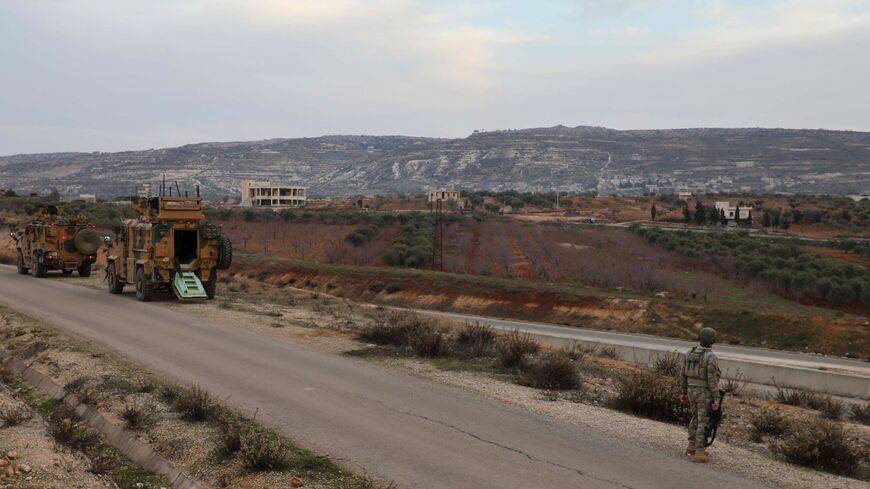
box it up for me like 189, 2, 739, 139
204, 269, 217, 300
62, 270, 73, 276
16, 251, 29, 275
107, 262, 124, 294
135, 267, 154, 302
78, 263, 92, 277
32, 256, 47, 278
217, 235, 233, 270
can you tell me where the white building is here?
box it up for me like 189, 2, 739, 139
241, 180, 307, 208
715, 201, 753, 222
428, 190, 465, 209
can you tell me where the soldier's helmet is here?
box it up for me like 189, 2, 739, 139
699, 327, 717, 345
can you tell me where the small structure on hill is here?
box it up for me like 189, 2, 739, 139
428, 190, 465, 210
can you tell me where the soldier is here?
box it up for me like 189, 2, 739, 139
680, 327, 721, 463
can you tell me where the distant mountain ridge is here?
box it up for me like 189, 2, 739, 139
1, 126, 868, 199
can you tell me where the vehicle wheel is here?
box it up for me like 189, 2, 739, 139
204, 269, 217, 300
217, 235, 233, 270
62, 270, 73, 276
135, 267, 154, 302
16, 251, 29, 275
32, 256, 47, 278
78, 263, 92, 277
107, 262, 124, 294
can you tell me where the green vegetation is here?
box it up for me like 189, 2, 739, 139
636, 228, 870, 308
382, 213, 462, 268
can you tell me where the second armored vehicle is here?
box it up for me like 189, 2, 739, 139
11, 205, 101, 277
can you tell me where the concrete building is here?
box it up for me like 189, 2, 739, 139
241, 180, 307, 208
715, 201, 753, 223
428, 190, 466, 210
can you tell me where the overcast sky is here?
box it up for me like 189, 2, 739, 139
2, 0, 870, 155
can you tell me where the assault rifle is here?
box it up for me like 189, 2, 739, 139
704, 389, 727, 447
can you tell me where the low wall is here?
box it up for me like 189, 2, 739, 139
519, 332, 869, 400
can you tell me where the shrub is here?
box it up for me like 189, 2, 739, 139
773, 417, 865, 475
496, 331, 540, 368
561, 343, 588, 362
368, 282, 385, 293
88, 450, 119, 475
216, 409, 249, 454
722, 370, 747, 396
240, 427, 289, 471
0, 402, 32, 427
773, 384, 811, 407
409, 327, 446, 357
851, 403, 870, 425
610, 369, 690, 424
385, 284, 401, 294
598, 345, 619, 359
749, 409, 788, 442
455, 322, 496, 357
773, 384, 845, 419
174, 384, 214, 421
652, 352, 681, 377
519, 353, 580, 390
813, 396, 846, 421
65, 376, 98, 405
120, 396, 158, 430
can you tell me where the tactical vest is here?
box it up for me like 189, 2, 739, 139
684, 346, 710, 380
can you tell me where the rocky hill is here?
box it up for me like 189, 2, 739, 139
1, 126, 868, 199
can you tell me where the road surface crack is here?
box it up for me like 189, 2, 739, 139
403, 411, 636, 489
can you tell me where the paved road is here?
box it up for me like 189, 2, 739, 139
0, 268, 773, 489
418, 310, 870, 376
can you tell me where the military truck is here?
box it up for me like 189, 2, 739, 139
11, 205, 101, 277
104, 192, 232, 301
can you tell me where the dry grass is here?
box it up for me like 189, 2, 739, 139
519, 353, 581, 390
651, 352, 681, 377
496, 330, 540, 368
773, 384, 845, 420
610, 369, 690, 424
749, 409, 789, 442
722, 370, 747, 396
773, 417, 866, 476
173, 384, 214, 421
851, 403, 870, 425
0, 402, 32, 427
455, 322, 496, 357
240, 427, 290, 471
120, 396, 158, 430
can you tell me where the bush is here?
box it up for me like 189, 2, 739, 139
174, 384, 214, 421
358, 312, 432, 346
749, 409, 788, 442
851, 403, 870, 425
722, 370, 747, 396
409, 327, 446, 357
0, 402, 32, 427
454, 322, 496, 357
216, 409, 249, 454
774, 385, 845, 419
598, 345, 619, 359
120, 396, 158, 430
65, 376, 98, 405
240, 427, 289, 471
652, 352, 681, 377
385, 284, 401, 294
519, 353, 580, 390
773, 417, 865, 475
368, 282, 385, 293
496, 331, 540, 368
610, 369, 690, 424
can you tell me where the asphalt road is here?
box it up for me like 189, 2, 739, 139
418, 310, 870, 376
0, 268, 774, 489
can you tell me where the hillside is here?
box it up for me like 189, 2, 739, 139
1, 126, 868, 199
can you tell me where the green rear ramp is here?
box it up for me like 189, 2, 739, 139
173, 271, 208, 299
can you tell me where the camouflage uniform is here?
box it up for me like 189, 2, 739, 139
681, 345, 720, 448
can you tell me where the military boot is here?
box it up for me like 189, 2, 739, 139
685, 441, 696, 456
693, 448, 710, 463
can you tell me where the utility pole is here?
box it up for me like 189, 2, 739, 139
433, 199, 444, 271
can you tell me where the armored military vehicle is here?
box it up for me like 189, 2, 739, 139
104, 190, 232, 301
11, 205, 101, 277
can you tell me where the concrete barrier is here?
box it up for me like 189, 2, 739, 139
1, 353, 202, 489
519, 333, 869, 400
